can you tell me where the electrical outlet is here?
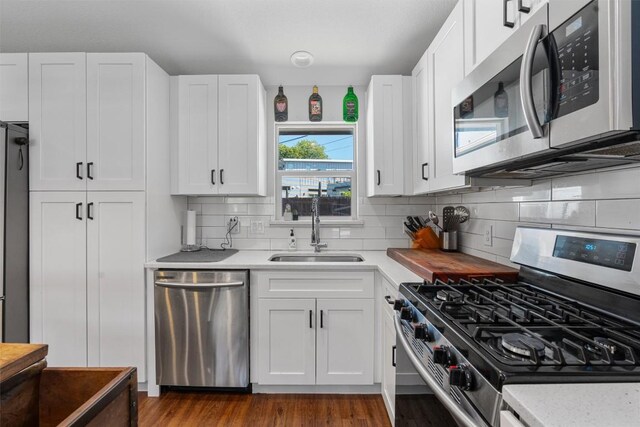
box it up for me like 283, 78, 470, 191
250, 220, 264, 234
483, 224, 493, 247
228, 217, 240, 234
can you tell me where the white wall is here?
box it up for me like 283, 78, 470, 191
189, 84, 432, 250
435, 165, 640, 267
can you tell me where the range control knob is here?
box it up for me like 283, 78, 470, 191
449, 365, 474, 391
433, 345, 454, 367
413, 324, 432, 341
400, 307, 413, 321
393, 299, 406, 311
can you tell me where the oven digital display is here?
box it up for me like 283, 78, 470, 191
553, 236, 636, 272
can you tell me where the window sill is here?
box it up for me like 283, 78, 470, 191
269, 219, 365, 227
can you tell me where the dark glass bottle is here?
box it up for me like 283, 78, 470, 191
343, 86, 358, 122
494, 81, 509, 118
309, 85, 322, 122
460, 95, 474, 119
274, 86, 288, 122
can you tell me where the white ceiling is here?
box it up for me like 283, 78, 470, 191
0, 0, 457, 86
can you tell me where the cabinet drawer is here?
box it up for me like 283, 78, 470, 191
252, 270, 374, 299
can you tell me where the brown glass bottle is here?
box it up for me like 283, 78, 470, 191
274, 85, 288, 122
309, 85, 322, 122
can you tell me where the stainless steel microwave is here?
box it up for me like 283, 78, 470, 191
452, 0, 640, 179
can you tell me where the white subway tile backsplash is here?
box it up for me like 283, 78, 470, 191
188, 165, 640, 252
520, 201, 595, 226
596, 199, 640, 229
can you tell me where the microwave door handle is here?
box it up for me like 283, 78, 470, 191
520, 24, 545, 139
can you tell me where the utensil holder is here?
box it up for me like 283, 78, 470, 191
439, 230, 458, 252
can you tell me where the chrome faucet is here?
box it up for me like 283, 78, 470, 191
310, 197, 327, 253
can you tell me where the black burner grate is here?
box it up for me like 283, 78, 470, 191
411, 278, 640, 367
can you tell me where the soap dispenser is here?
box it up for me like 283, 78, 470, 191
288, 229, 297, 251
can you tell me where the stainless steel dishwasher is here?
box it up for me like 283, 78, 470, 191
154, 270, 249, 388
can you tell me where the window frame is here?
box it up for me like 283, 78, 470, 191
275, 122, 358, 221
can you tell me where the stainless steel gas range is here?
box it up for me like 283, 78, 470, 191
392, 227, 640, 426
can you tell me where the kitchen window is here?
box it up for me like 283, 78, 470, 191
275, 124, 357, 221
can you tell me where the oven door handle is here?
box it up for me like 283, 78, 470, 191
520, 23, 545, 139
394, 314, 485, 427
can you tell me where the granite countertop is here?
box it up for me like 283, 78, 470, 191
145, 250, 422, 289
503, 383, 640, 427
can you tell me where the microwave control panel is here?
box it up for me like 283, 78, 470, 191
552, 0, 599, 118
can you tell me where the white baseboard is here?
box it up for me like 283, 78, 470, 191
251, 384, 382, 394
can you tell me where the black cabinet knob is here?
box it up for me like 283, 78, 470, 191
400, 307, 413, 321
449, 365, 474, 391
414, 324, 432, 341
433, 345, 454, 367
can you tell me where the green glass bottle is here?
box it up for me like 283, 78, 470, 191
343, 86, 358, 122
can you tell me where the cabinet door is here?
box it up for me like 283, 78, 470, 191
29, 53, 86, 191
316, 299, 374, 385
366, 76, 404, 197
518, 0, 548, 27
0, 53, 28, 122
87, 53, 145, 191
257, 298, 316, 385
86, 192, 146, 381
178, 75, 219, 194
412, 51, 430, 195
382, 305, 396, 423
30, 192, 87, 366
427, 2, 467, 192
463, 0, 518, 75
218, 75, 265, 196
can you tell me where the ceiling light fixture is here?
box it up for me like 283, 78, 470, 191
290, 51, 314, 68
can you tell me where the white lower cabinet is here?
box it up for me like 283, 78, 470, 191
30, 191, 146, 380
257, 298, 316, 385
382, 304, 396, 423
253, 271, 375, 386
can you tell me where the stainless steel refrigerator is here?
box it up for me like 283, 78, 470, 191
0, 121, 29, 343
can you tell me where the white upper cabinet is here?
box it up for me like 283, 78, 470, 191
411, 51, 431, 195
173, 74, 266, 196
86, 53, 146, 191
177, 75, 219, 195
366, 75, 405, 197
30, 191, 88, 367
0, 53, 28, 122
218, 75, 266, 195
426, 1, 467, 192
29, 53, 87, 191
86, 191, 146, 381
463, 0, 548, 75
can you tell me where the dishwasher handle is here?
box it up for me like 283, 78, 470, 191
155, 280, 244, 289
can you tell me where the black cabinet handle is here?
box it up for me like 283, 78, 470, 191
220, 169, 224, 185
76, 162, 83, 180
384, 295, 395, 305
503, 0, 515, 28
211, 169, 216, 185
320, 310, 324, 328
309, 310, 313, 329
87, 202, 94, 220
392, 345, 397, 367
518, 0, 530, 13
75, 202, 83, 220
377, 170, 381, 186
421, 163, 429, 181
87, 162, 94, 180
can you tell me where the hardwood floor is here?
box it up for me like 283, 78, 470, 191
138, 391, 391, 426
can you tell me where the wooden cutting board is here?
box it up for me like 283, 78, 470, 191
387, 248, 519, 283
0, 343, 48, 382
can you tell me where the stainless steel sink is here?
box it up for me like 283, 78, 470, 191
269, 253, 364, 263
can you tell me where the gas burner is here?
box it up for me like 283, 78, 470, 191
501, 333, 546, 357
436, 289, 462, 302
